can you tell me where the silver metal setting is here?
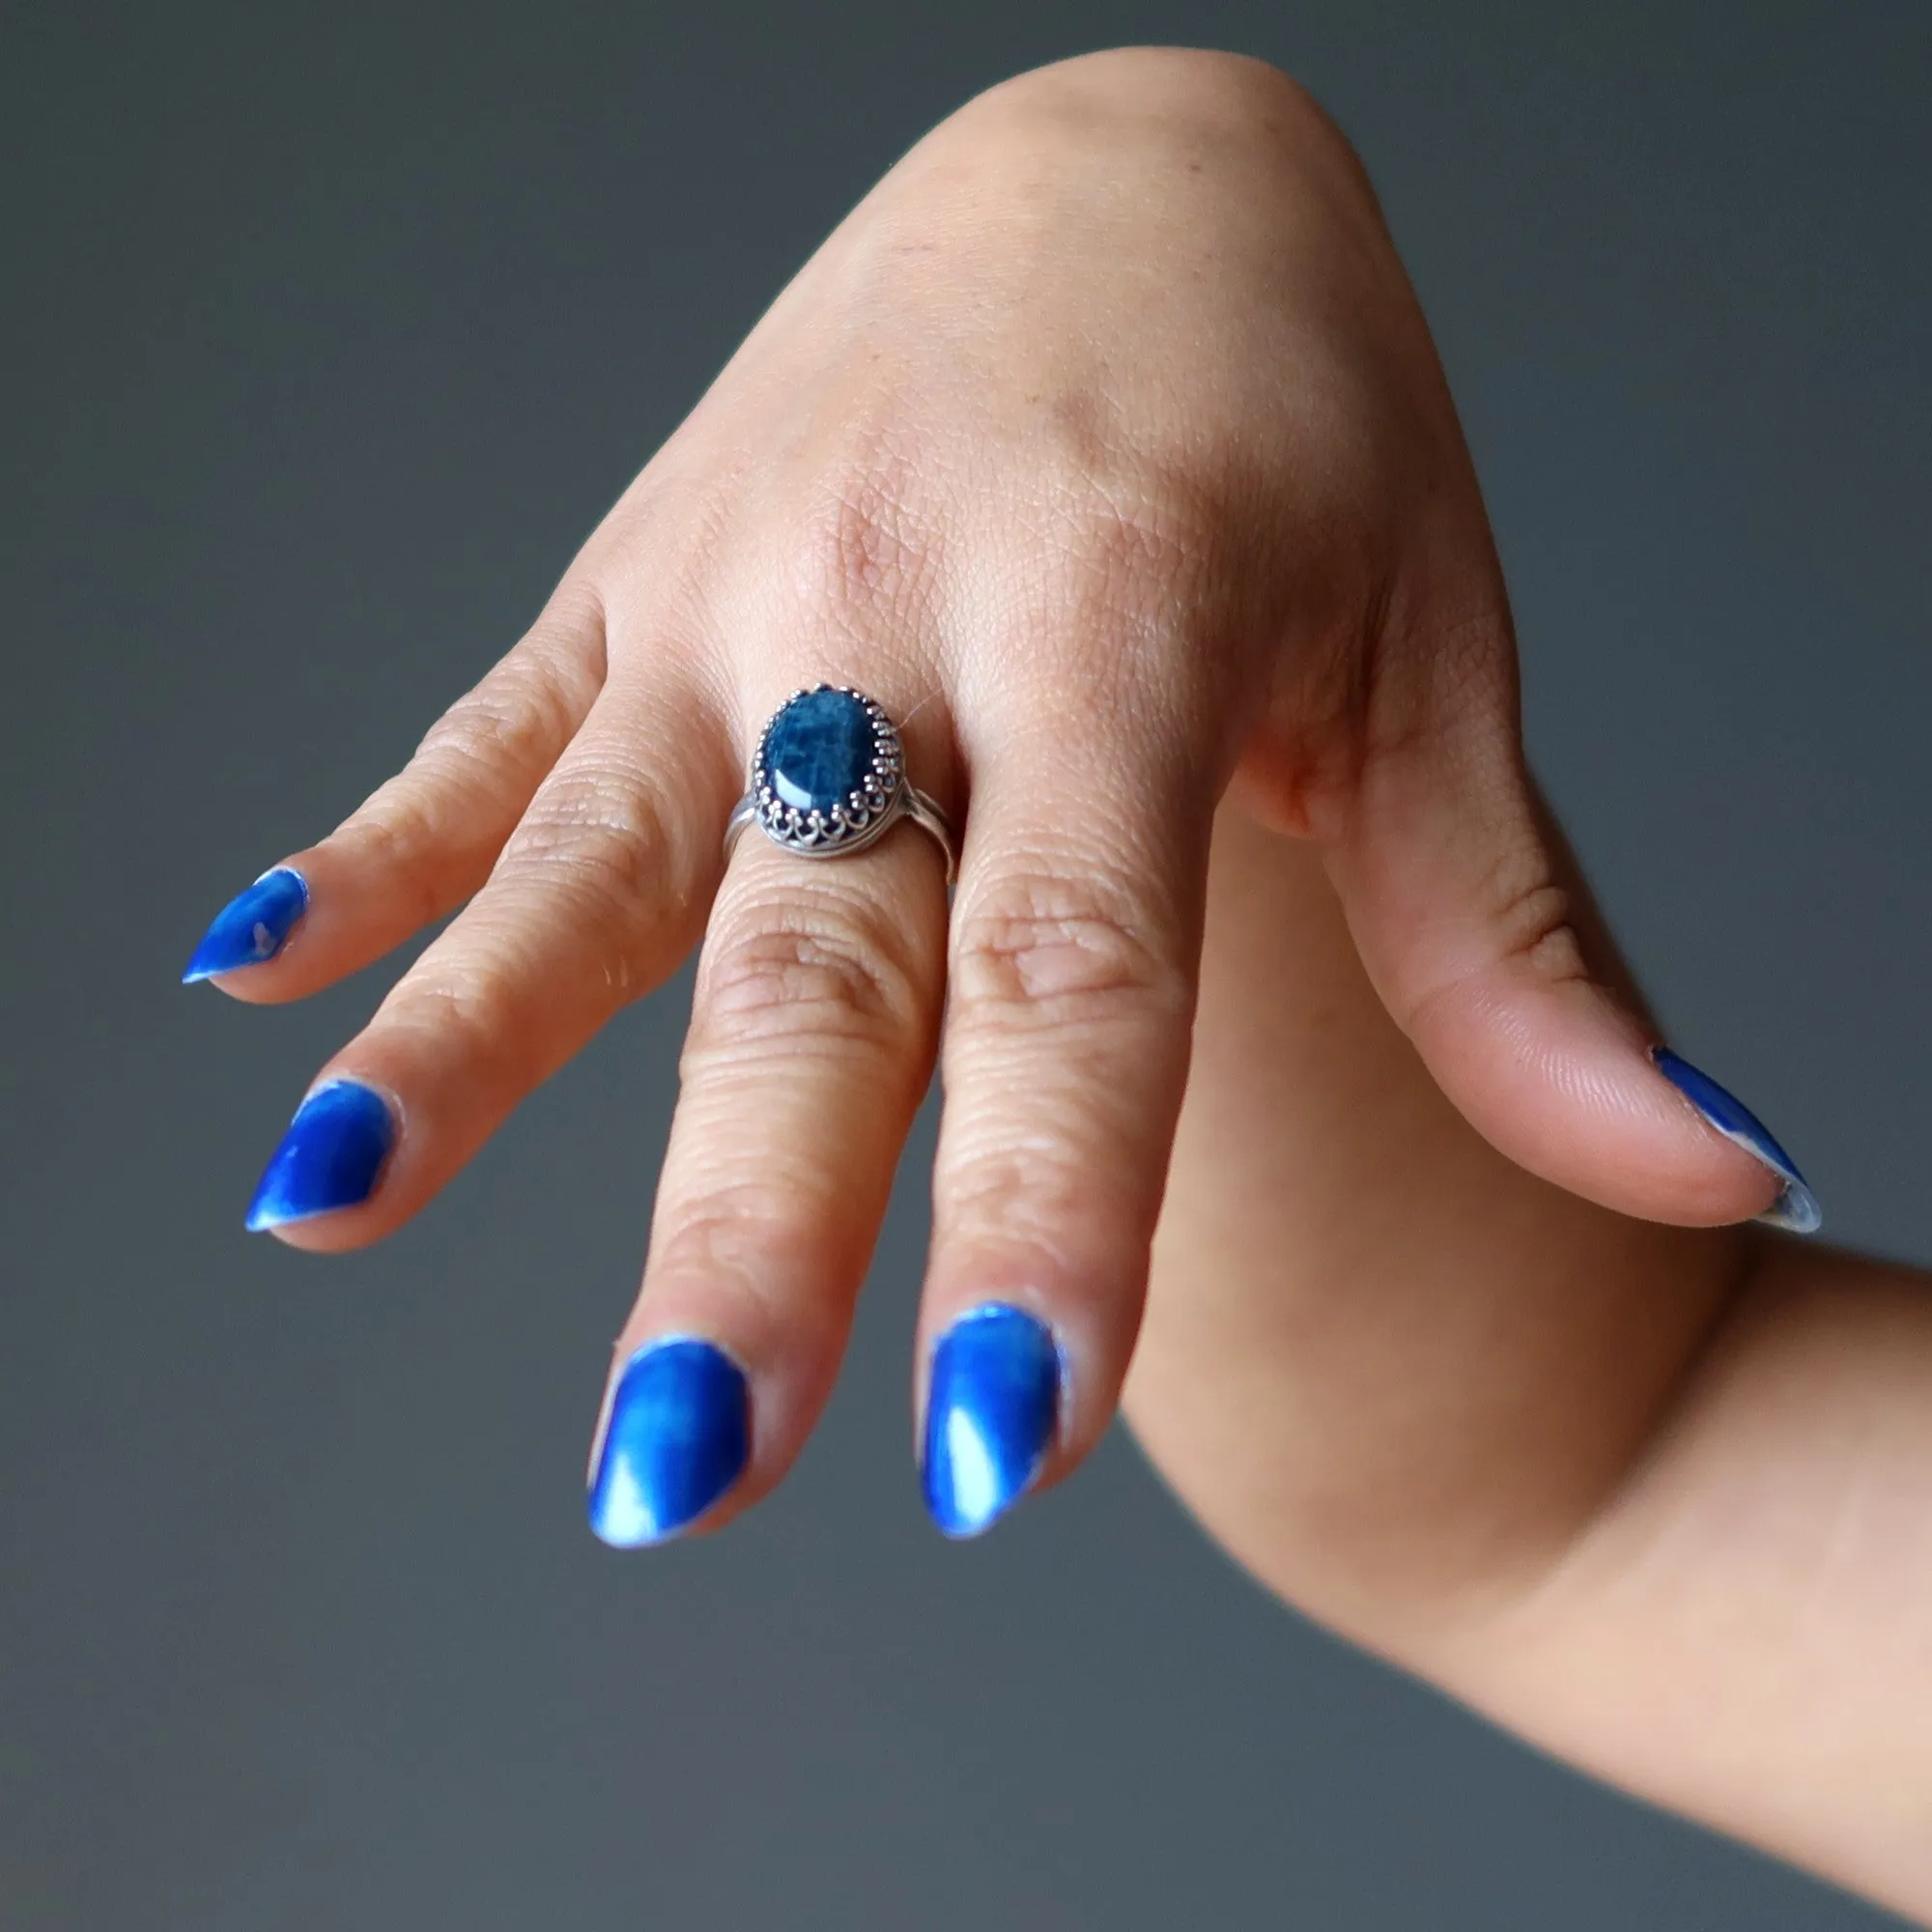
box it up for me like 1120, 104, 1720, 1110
724, 684, 957, 883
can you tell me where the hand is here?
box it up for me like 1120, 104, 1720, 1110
1129, 810, 1923, 1921
183, 48, 1785, 1546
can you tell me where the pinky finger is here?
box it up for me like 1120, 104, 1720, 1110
181, 581, 607, 1000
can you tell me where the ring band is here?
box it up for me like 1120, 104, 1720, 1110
724, 684, 957, 884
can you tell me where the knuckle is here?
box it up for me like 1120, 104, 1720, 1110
787, 417, 945, 639
942, 1127, 1100, 1240
1384, 606, 1513, 751
1011, 462, 1234, 713
413, 675, 565, 780
691, 889, 928, 1061
645, 1192, 800, 1300
935, 1087, 1161, 1269
1054, 429, 1220, 558
1043, 480, 1216, 623
1489, 870, 1589, 987
1385, 810, 1591, 1015
949, 867, 1189, 1033
641, 1194, 852, 1361
414, 591, 606, 770
379, 966, 549, 1094
592, 464, 737, 639
344, 648, 599, 890
497, 762, 669, 915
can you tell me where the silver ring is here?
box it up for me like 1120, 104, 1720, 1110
724, 684, 957, 884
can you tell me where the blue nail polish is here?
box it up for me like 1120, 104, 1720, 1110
922, 1304, 1062, 1539
1653, 1048, 1822, 1235
183, 867, 309, 982
587, 1339, 750, 1548
244, 1080, 396, 1232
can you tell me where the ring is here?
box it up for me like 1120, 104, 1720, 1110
724, 684, 957, 883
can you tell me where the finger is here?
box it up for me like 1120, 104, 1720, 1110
586, 738, 949, 1547
1310, 575, 1817, 1232
182, 580, 607, 1000
242, 665, 731, 1247
916, 725, 1208, 1538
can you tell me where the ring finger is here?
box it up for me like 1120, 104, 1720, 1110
584, 681, 952, 1546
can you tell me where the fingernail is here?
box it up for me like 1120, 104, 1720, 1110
244, 1080, 396, 1232
922, 1303, 1063, 1539
586, 1339, 751, 1548
183, 867, 309, 982
1652, 1048, 1822, 1235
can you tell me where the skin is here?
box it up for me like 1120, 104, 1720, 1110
1137, 809, 1932, 1921
193, 47, 1926, 1918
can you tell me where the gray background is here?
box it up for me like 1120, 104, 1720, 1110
3, 2, 1926, 1926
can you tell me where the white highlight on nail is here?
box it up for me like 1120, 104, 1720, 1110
945, 1408, 1002, 1533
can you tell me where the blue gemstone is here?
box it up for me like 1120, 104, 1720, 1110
763, 688, 875, 816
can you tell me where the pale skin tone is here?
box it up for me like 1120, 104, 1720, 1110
1143, 810, 1932, 1921
194, 47, 1929, 1920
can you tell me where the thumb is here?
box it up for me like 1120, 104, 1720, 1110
1314, 607, 1819, 1235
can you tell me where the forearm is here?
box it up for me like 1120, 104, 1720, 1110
1128, 803, 1932, 1918
1478, 1241, 1932, 1917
